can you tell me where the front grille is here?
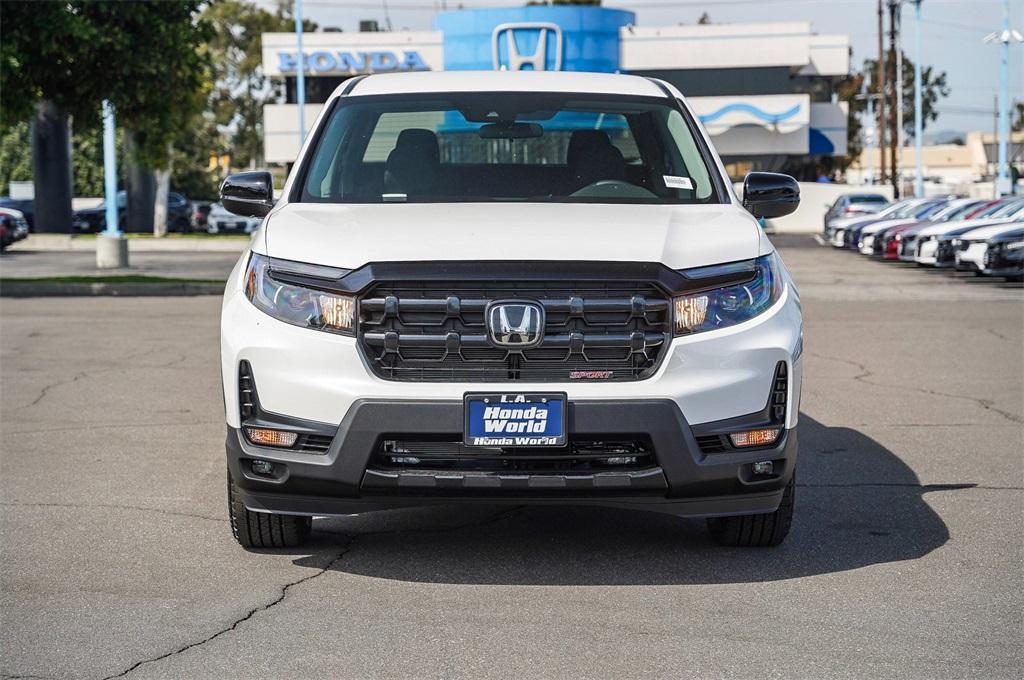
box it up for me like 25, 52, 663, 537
296, 434, 333, 453
371, 438, 656, 473
358, 281, 671, 382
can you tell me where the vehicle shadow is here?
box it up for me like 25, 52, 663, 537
289, 415, 961, 585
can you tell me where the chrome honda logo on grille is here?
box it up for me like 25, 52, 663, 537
491, 22, 563, 71
486, 301, 545, 348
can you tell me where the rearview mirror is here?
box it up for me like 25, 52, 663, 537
742, 172, 800, 219
220, 171, 274, 218
478, 122, 543, 139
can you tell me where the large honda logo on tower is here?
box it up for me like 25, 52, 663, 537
491, 22, 563, 71
486, 301, 545, 348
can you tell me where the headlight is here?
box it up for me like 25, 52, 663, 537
1005, 241, 1024, 251
673, 254, 783, 336
244, 253, 356, 335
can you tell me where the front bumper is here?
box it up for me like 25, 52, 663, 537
955, 244, 986, 271
221, 253, 803, 518
229, 399, 797, 518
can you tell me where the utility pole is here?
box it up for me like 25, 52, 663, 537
913, 0, 924, 197
888, 0, 900, 198
96, 100, 128, 269
895, 3, 904, 162
295, 0, 306, 148
877, 0, 888, 186
984, 0, 1022, 196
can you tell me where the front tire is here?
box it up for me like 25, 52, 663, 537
706, 473, 794, 547
227, 471, 311, 549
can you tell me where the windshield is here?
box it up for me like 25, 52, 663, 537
917, 201, 946, 218
939, 202, 983, 222
299, 92, 720, 205
849, 194, 888, 204
991, 200, 1024, 217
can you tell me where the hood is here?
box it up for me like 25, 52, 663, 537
989, 228, 1024, 243
832, 214, 885, 230
961, 222, 1024, 241
930, 218, 1021, 239
261, 202, 763, 271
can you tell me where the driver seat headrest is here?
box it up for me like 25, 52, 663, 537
384, 128, 440, 195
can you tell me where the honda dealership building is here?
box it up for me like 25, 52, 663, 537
261, 5, 850, 180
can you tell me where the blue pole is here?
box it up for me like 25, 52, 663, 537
913, 0, 924, 197
295, 0, 306, 147
102, 100, 120, 237
996, 0, 1010, 195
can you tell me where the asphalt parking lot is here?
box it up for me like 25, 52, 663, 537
2, 237, 1022, 679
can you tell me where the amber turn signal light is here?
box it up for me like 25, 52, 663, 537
245, 427, 298, 448
729, 428, 781, 448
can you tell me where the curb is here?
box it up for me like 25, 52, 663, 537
0, 281, 226, 297
10, 235, 249, 253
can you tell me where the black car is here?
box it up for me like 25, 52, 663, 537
981, 228, 1024, 281
72, 191, 193, 233
0, 197, 34, 231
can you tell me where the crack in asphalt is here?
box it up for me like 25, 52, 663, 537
806, 351, 1023, 424
986, 328, 1011, 342
17, 371, 88, 409
0, 501, 226, 523
8, 348, 195, 411
100, 539, 355, 680
97, 506, 522, 679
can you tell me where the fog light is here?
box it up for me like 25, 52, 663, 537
389, 456, 421, 465
729, 428, 781, 448
251, 459, 275, 475
245, 427, 298, 448
751, 460, 774, 475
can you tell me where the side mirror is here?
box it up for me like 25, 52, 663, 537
742, 172, 800, 219
220, 171, 274, 218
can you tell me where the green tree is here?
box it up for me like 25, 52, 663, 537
0, 1, 211, 231
203, 0, 315, 169
837, 51, 950, 171
0, 123, 32, 194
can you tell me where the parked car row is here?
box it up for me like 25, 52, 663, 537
0, 193, 259, 236
823, 194, 1024, 281
71, 190, 195, 233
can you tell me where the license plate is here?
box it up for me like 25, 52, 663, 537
464, 393, 566, 447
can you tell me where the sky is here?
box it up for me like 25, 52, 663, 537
274, 0, 1024, 136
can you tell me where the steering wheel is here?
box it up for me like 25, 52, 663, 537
570, 180, 658, 199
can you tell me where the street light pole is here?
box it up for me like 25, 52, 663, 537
295, 0, 306, 147
996, 0, 1010, 195
96, 100, 128, 269
913, 0, 923, 197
